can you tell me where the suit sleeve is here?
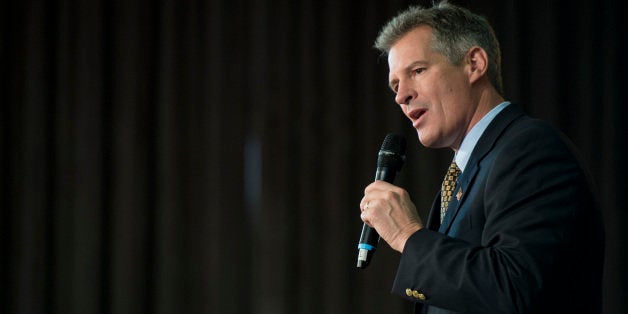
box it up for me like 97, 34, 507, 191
391, 122, 596, 313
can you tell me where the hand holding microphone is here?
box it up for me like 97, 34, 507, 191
357, 134, 423, 269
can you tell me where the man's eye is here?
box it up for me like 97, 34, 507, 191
389, 83, 398, 94
414, 68, 426, 74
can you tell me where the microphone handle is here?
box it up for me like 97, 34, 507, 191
357, 166, 399, 269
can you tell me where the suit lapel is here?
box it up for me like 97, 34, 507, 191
437, 104, 525, 235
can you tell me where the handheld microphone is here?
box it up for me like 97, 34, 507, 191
357, 133, 406, 269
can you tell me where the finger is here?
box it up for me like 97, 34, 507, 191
360, 196, 369, 212
360, 210, 372, 227
364, 180, 396, 194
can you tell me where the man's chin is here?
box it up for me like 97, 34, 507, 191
417, 131, 433, 147
417, 132, 448, 149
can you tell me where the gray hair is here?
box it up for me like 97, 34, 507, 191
374, 1, 504, 95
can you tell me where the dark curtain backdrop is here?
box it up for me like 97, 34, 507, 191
1, 0, 625, 313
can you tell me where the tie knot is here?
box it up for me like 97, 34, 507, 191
446, 161, 461, 177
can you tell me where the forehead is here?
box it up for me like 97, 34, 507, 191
387, 25, 436, 71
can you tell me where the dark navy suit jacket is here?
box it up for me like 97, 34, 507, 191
391, 104, 604, 313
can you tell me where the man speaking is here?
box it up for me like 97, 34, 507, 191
358, 1, 604, 313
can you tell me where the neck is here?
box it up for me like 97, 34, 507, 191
476, 87, 504, 116
452, 85, 504, 153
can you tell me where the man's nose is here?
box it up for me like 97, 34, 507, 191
395, 81, 415, 106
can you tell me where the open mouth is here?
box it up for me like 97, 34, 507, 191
408, 108, 427, 127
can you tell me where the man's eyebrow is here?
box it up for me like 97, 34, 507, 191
405, 60, 429, 69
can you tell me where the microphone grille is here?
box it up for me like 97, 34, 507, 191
380, 133, 406, 154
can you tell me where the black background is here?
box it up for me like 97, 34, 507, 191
1, 0, 625, 313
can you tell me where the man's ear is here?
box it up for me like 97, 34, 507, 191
466, 46, 488, 84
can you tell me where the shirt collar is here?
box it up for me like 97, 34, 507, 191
454, 101, 510, 172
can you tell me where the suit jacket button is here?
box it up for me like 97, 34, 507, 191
405, 288, 413, 297
412, 290, 426, 301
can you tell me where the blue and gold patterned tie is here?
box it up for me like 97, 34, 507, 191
441, 161, 461, 223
